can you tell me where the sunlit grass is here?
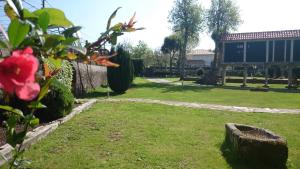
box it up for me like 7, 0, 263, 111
86, 78, 300, 109
24, 102, 300, 169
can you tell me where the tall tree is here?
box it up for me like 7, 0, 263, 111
131, 41, 154, 67
207, 0, 241, 69
161, 34, 180, 74
169, 0, 205, 79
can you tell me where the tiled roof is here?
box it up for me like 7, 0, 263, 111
187, 49, 214, 56
221, 29, 300, 42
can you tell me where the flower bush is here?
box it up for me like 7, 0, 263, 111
0, 47, 40, 101
0, 0, 143, 168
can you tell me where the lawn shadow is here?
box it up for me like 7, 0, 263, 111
131, 82, 213, 93
220, 140, 287, 169
133, 81, 300, 94
80, 90, 121, 99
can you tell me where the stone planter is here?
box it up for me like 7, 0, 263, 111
225, 123, 288, 167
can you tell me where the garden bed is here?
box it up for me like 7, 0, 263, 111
0, 99, 97, 166
225, 123, 288, 167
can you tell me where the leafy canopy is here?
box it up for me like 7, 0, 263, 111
207, 0, 242, 41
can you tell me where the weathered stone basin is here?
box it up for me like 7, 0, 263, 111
225, 123, 288, 167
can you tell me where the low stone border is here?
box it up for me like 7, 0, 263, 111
0, 99, 97, 166
103, 98, 300, 115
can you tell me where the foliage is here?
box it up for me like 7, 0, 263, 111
207, 0, 242, 68
36, 79, 74, 122
130, 41, 154, 67
132, 59, 144, 76
107, 46, 134, 93
153, 50, 169, 69
169, 0, 205, 78
0, 0, 143, 168
44, 59, 73, 91
161, 34, 180, 74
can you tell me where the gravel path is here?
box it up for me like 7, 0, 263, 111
147, 78, 173, 84
102, 98, 300, 115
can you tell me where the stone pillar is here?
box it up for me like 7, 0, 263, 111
241, 66, 248, 87
221, 66, 227, 86
287, 65, 293, 88
264, 65, 269, 88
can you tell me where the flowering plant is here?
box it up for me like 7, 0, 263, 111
0, 0, 143, 168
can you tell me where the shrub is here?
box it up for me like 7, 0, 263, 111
132, 59, 144, 76
43, 59, 73, 91
36, 79, 74, 122
107, 46, 134, 93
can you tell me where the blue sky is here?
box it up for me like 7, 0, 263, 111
6, 0, 300, 50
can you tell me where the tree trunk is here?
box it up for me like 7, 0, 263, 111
180, 31, 188, 80
169, 53, 173, 75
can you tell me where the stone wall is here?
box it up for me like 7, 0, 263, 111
72, 62, 107, 96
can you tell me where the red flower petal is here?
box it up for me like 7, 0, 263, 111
15, 82, 40, 101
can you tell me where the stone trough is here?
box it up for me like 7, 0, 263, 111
225, 123, 288, 167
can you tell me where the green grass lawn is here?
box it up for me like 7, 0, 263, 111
86, 78, 300, 109
23, 102, 300, 169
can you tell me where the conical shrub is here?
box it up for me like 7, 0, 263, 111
107, 46, 134, 93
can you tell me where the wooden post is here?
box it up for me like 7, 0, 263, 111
42, 0, 45, 8
242, 66, 247, 87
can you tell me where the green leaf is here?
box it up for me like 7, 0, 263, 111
38, 12, 50, 32
23, 9, 36, 18
33, 8, 73, 27
0, 105, 24, 117
28, 102, 47, 109
110, 33, 118, 45
62, 37, 78, 46
111, 23, 123, 32
44, 34, 65, 49
107, 7, 121, 31
7, 131, 26, 147
29, 118, 39, 127
37, 78, 54, 101
62, 26, 81, 38
5, 0, 20, 18
8, 19, 30, 48
0, 40, 8, 49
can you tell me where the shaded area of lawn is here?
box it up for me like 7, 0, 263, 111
23, 102, 300, 169
83, 78, 300, 109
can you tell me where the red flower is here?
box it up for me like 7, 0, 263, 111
0, 47, 40, 101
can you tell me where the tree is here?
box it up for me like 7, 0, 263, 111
169, 0, 205, 79
161, 34, 180, 74
131, 41, 154, 67
207, 0, 241, 69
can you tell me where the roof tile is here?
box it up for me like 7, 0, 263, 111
221, 29, 300, 41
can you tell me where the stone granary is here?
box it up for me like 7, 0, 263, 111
220, 29, 300, 87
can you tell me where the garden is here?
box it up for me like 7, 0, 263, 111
0, 0, 300, 169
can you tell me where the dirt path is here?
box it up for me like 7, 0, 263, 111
102, 98, 300, 115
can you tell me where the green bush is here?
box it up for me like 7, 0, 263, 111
36, 79, 74, 122
43, 59, 73, 91
107, 46, 134, 93
132, 59, 144, 76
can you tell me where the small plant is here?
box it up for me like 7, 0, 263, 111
36, 79, 74, 122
